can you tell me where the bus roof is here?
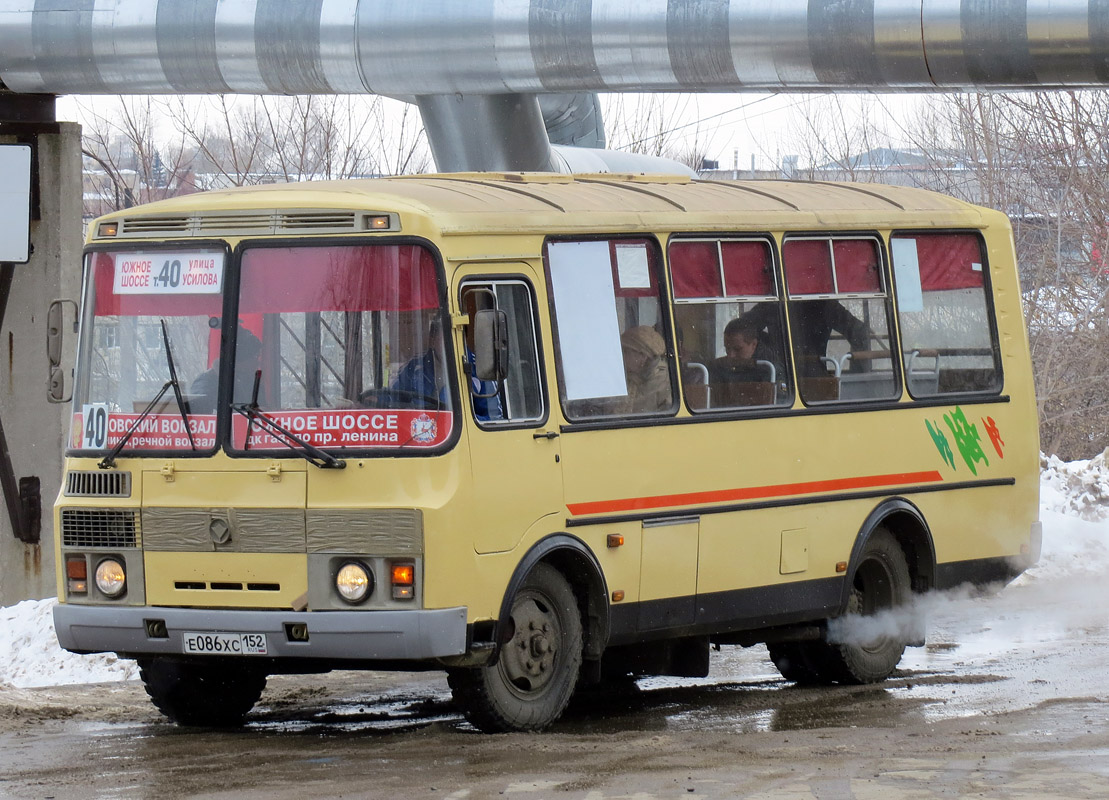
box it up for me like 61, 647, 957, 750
92, 173, 997, 240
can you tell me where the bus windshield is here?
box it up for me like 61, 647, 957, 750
229, 242, 453, 453
70, 248, 227, 454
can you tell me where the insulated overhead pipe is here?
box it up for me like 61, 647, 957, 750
1, 0, 1107, 95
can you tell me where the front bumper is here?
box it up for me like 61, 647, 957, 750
54, 604, 468, 661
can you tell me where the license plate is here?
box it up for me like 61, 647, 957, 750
182, 631, 268, 656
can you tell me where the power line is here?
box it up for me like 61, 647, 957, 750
613, 94, 782, 151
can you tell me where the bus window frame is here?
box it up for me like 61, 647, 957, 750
225, 235, 461, 460
542, 233, 679, 426
459, 275, 550, 431
67, 239, 235, 460
666, 233, 795, 415
888, 228, 1005, 401
781, 231, 904, 408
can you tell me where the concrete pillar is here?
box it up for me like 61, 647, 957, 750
0, 120, 83, 604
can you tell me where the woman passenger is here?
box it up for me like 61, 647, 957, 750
620, 326, 672, 413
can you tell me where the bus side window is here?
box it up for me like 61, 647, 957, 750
669, 237, 792, 411
891, 232, 1002, 397
546, 238, 677, 421
461, 281, 545, 425
783, 236, 900, 404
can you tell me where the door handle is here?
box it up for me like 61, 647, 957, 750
532, 431, 559, 440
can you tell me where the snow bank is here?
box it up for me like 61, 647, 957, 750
2, 455, 1107, 689
0, 598, 138, 688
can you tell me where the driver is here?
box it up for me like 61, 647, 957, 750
390, 314, 502, 421
391, 316, 450, 409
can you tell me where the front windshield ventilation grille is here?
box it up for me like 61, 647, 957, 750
107, 210, 366, 238
280, 211, 358, 230
194, 213, 274, 232
118, 217, 190, 235
61, 509, 139, 549
64, 470, 132, 498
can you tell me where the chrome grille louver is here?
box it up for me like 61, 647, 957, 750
64, 470, 132, 498
61, 508, 140, 549
108, 209, 368, 238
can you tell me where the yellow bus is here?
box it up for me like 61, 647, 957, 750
54, 173, 1040, 732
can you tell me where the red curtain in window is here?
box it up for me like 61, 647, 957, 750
669, 241, 722, 298
906, 234, 985, 290
722, 241, 774, 296
833, 239, 882, 293
783, 239, 834, 295
239, 244, 440, 313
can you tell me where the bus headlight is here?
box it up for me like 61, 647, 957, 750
94, 558, 127, 598
335, 561, 373, 603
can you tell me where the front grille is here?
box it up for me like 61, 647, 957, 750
61, 509, 139, 549
64, 471, 132, 498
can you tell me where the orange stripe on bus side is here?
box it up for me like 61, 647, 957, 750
565, 471, 945, 516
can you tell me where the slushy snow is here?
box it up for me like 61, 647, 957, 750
2, 455, 1107, 689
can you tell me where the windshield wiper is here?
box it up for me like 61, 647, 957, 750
99, 319, 195, 469
231, 371, 346, 470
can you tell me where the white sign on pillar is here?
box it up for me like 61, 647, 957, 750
0, 144, 32, 264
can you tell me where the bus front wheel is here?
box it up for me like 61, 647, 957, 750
769, 528, 912, 685
138, 658, 267, 727
448, 563, 583, 732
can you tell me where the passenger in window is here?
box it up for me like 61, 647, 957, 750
787, 300, 871, 377
620, 326, 672, 413
709, 319, 769, 384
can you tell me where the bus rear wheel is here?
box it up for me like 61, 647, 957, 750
769, 528, 912, 685
138, 658, 267, 727
448, 563, 583, 732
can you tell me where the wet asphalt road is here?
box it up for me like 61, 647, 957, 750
1, 569, 1107, 799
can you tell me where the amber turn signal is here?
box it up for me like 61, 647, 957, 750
391, 564, 414, 585
607, 534, 624, 548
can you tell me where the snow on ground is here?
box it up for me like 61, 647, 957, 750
2, 454, 1108, 690
0, 597, 139, 688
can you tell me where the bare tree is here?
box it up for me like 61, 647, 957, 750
603, 94, 719, 168
79, 96, 196, 217
79, 94, 432, 217
900, 93, 1109, 458
167, 94, 430, 187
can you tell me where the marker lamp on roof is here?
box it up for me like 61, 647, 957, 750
97, 222, 119, 237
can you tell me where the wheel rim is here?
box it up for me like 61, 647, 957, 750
498, 589, 564, 697
851, 555, 897, 654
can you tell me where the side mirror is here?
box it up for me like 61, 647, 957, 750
473, 308, 508, 383
46, 298, 77, 403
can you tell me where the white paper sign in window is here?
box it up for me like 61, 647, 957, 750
615, 243, 651, 289
891, 238, 924, 313
113, 252, 225, 294
548, 241, 628, 400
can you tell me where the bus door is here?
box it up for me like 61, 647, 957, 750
458, 271, 562, 555
544, 236, 698, 628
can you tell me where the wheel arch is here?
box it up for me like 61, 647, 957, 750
840, 497, 936, 613
495, 533, 610, 664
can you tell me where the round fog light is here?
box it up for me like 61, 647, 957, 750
95, 558, 126, 598
335, 561, 372, 603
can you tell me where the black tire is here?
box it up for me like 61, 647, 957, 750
138, 658, 267, 727
448, 563, 583, 732
770, 528, 912, 685
766, 641, 826, 685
